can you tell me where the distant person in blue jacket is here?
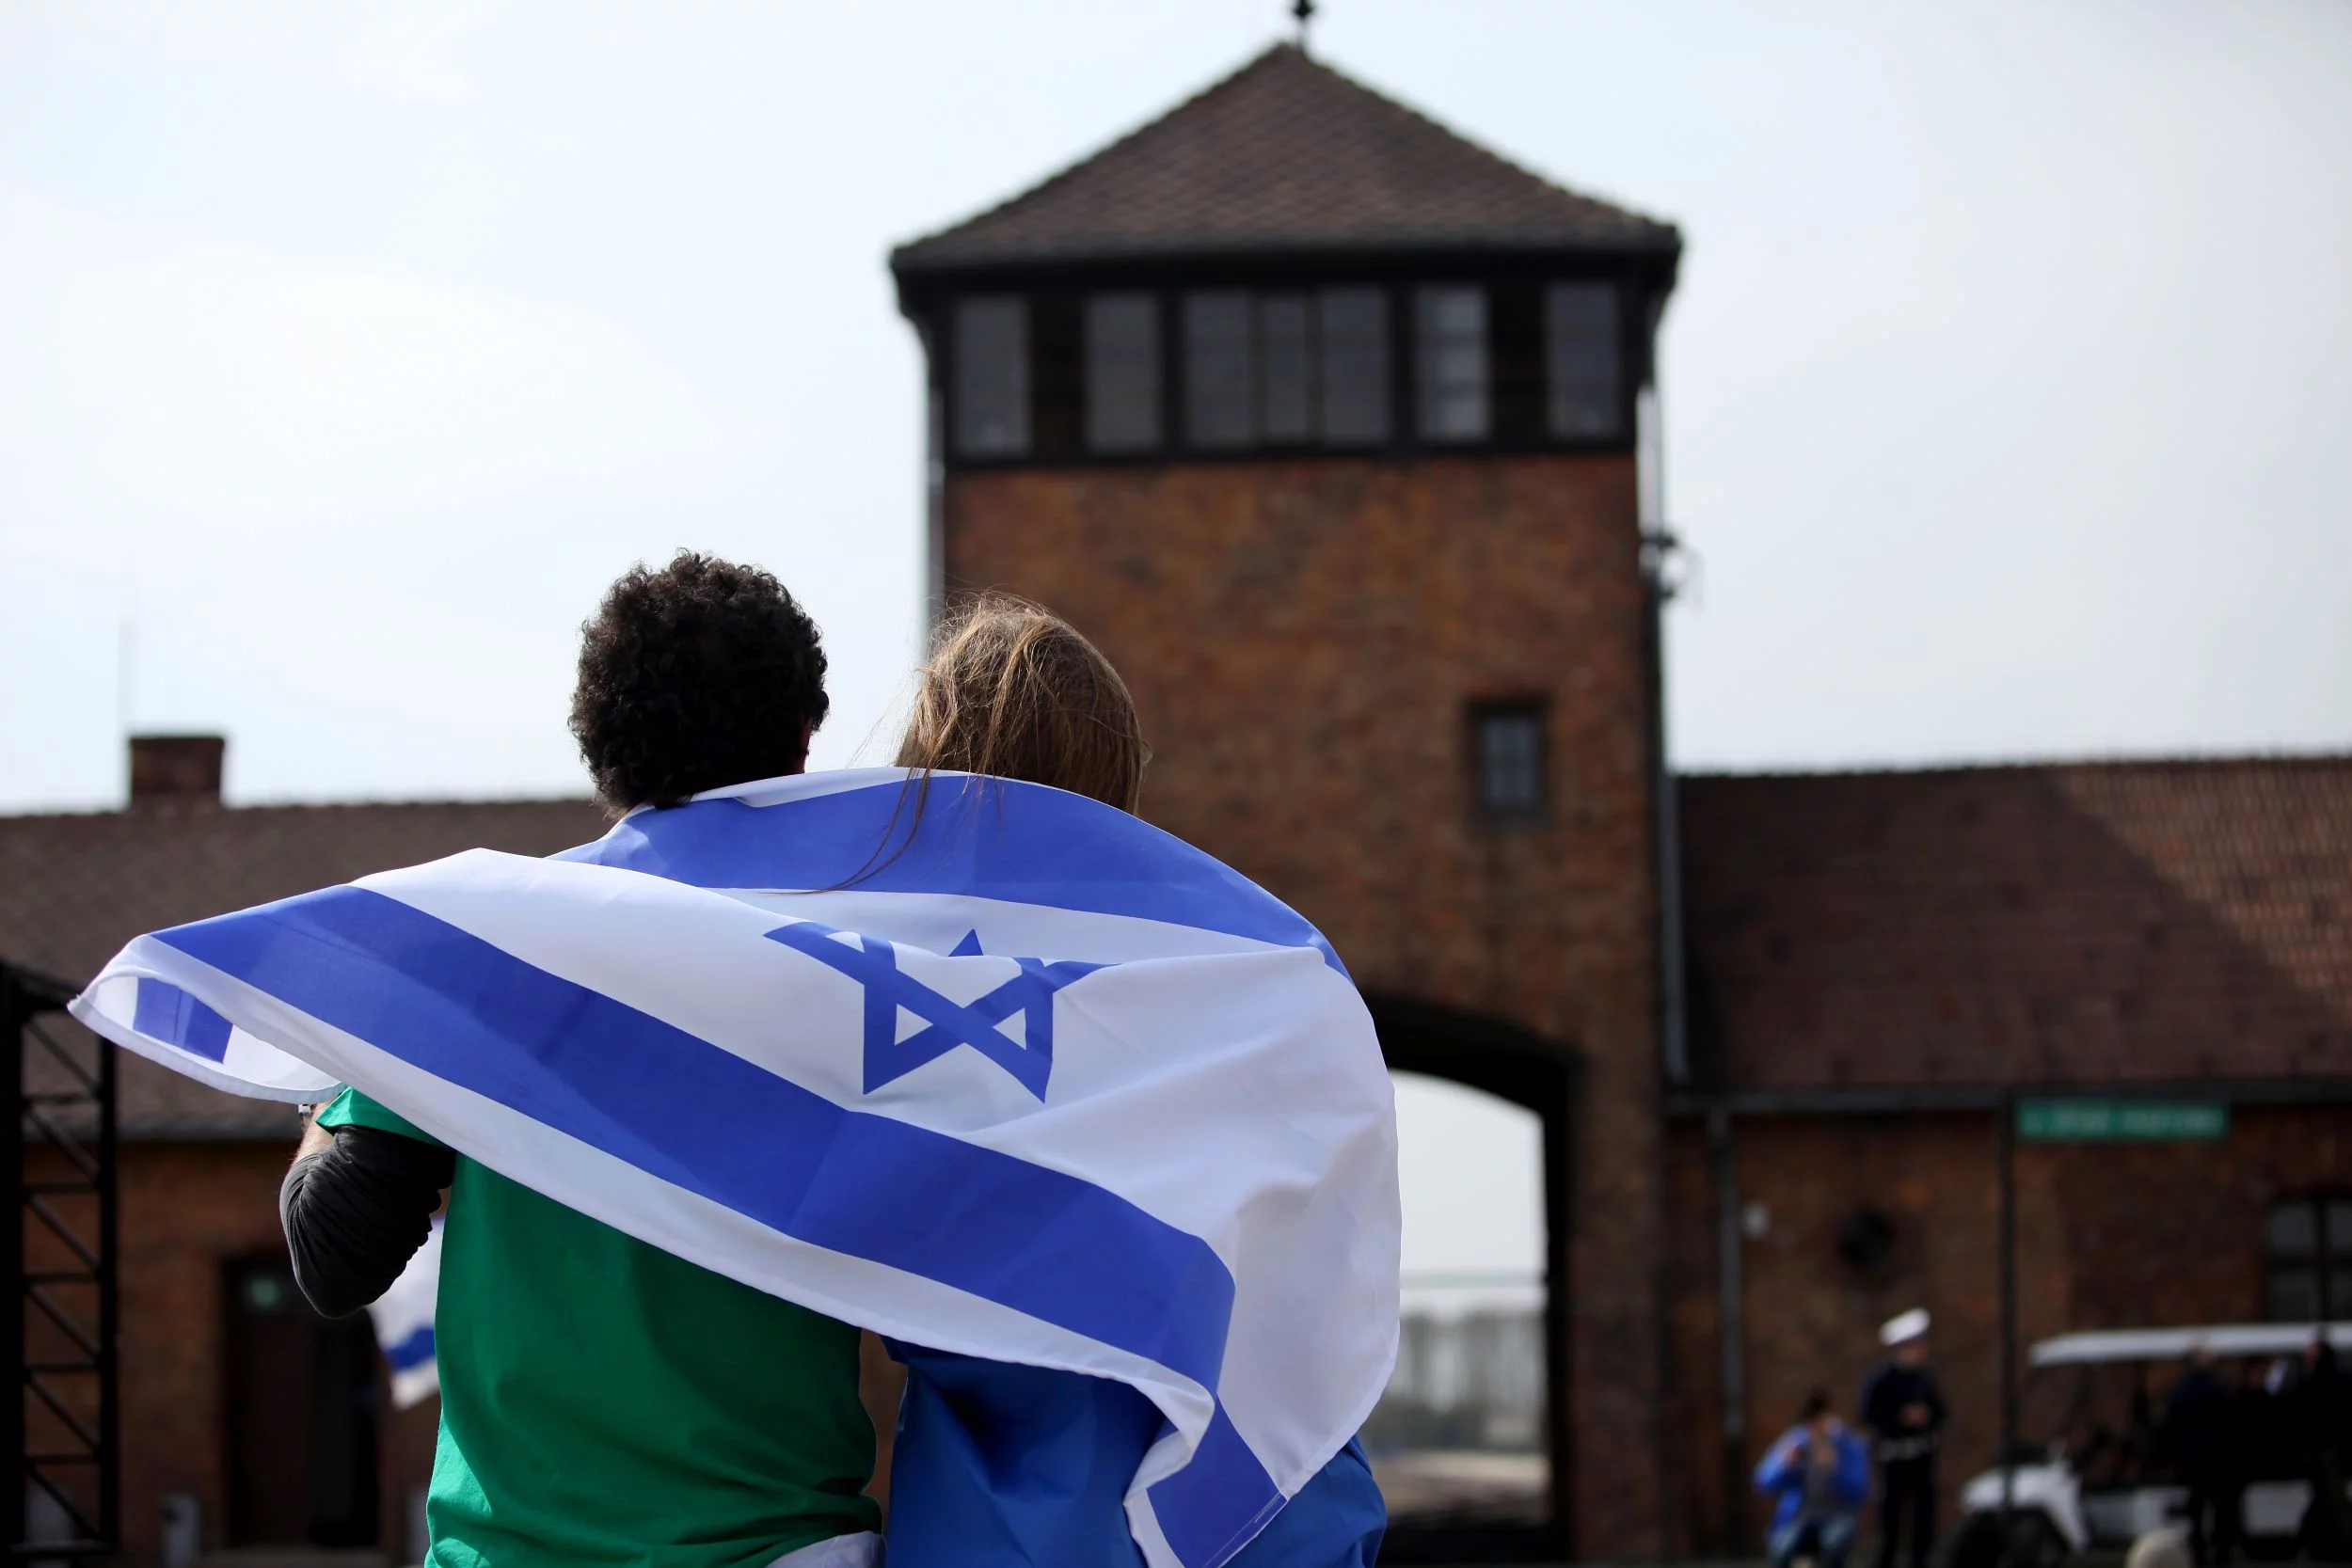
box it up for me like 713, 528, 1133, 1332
1756, 1388, 1873, 1568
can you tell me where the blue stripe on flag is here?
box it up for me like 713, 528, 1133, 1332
152, 887, 1236, 1389
558, 780, 1346, 974
1148, 1403, 1285, 1568
133, 977, 232, 1062
384, 1324, 435, 1372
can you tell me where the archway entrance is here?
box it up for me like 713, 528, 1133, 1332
1368, 999, 1573, 1564
1372, 1073, 1547, 1521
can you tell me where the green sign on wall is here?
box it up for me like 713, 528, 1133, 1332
2017, 1100, 2230, 1142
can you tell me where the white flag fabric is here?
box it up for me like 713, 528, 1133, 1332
367, 1216, 441, 1410
71, 768, 1399, 1568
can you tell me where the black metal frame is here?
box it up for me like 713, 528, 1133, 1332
0, 962, 118, 1558
2263, 1188, 2352, 1320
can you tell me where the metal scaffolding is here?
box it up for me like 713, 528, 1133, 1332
1, 962, 118, 1558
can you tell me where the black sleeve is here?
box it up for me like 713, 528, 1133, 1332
280, 1124, 455, 1319
1858, 1366, 1888, 1433
2153, 1386, 2183, 1461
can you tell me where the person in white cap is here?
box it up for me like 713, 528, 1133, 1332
1860, 1308, 1947, 1568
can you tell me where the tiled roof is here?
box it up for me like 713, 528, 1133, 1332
1680, 757, 2352, 1093
0, 799, 607, 1138
893, 44, 1677, 273
21, 755, 2343, 1130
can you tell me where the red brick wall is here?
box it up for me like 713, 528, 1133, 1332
1663, 1104, 2352, 1556
944, 454, 1666, 1556
118, 1142, 279, 1561
1661, 1120, 1731, 1558
104, 1140, 437, 1564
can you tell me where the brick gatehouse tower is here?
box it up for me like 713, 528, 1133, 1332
893, 44, 1683, 1561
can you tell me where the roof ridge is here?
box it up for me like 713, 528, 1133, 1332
892, 44, 1296, 264
893, 42, 1677, 270
1680, 751, 2352, 783
0, 796, 598, 826
1282, 45, 1677, 239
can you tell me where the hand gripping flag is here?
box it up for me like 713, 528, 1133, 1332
71, 769, 1400, 1568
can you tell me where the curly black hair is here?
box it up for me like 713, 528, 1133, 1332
569, 552, 830, 811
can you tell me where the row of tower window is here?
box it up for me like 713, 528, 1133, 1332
949, 281, 1627, 462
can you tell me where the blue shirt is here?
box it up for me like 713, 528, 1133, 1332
885, 1346, 1385, 1568
1754, 1421, 1871, 1535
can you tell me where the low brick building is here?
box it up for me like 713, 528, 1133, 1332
1663, 758, 2352, 1554
0, 745, 600, 1563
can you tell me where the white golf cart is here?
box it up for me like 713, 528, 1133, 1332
1953, 1323, 2352, 1567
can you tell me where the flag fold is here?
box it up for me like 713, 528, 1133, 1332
71, 768, 1399, 1568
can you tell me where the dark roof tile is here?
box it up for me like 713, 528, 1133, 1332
0, 799, 607, 1138
894, 44, 1677, 272
1681, 757, 2352, 1094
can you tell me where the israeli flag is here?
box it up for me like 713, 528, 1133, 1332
71, 770, 1399, 1568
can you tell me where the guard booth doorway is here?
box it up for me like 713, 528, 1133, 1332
222, 1257, 380, 1548
1369, 1000, 1572, 1564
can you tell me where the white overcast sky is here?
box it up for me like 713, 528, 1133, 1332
5, 2, 2348, 1276
4, 1, 2348, 811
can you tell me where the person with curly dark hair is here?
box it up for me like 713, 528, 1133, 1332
278, 553, 883, 1568
571, 550, 832, 810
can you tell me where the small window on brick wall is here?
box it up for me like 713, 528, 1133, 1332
2269, 1195, 2352, 1320
1471, 701, 1548, 820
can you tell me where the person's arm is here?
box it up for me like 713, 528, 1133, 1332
1858, 1368, 1887, 1434
280, 1105, 453, 1319
857, 1330, 908, 1519
1834, 1432, 1873, 1506
1754, 1432, 1801, 1495
2150, 1384, 2187, 1465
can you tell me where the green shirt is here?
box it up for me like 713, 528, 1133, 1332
319, 1090, 879, 1568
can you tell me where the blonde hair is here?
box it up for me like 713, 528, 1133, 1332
896, 592, 1146, 814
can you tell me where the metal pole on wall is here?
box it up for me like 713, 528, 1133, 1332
1998, 1090, 2017, 1524
96, 1022, 119, 1548
1710, 1108, 1748, 1552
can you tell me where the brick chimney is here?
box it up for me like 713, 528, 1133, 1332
128, 735, 226, 807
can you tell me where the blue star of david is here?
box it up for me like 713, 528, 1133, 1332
764, 921, 1107, 1101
